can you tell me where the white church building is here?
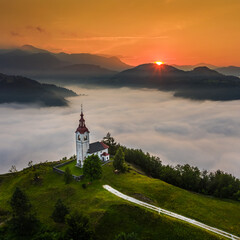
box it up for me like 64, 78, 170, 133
75, 108, 109, 167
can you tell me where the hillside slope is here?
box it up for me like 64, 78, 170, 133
0, 73, 77, 106
0, 161, 239, 239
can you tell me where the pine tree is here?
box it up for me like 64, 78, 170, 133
9, 187, 39, 236
113, 147, 126, 172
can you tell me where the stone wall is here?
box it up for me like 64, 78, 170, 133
53, 160, 84, 181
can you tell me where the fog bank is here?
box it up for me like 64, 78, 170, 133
0, 87, 239, 177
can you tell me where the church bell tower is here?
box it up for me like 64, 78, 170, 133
75, 106, 90, 167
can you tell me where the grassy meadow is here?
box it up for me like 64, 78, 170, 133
0, 160, 239, 239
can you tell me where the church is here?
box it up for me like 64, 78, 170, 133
75, 108, 109, 167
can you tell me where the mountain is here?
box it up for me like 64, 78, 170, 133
173, 63, 218, 71
56, 64, 117, 78
20, 44, 50, 54
215, 66, 240, 77
111, 63, 240, 101
0, 73, 77, 106
0, 45, 131, 82
55, 52, 131, 71
0, 51, 63, 71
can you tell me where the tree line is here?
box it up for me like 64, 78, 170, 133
103, 133, 240, 201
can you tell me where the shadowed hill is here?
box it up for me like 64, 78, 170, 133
111, 64, 240, 101
215, 66, 240, 77
0, 73, 77, 106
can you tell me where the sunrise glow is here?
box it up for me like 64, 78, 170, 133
155, 61, 164, 66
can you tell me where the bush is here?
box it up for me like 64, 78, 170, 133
83, 155, 102, 181
51, 199, 69, 223
65, 211, 94, 240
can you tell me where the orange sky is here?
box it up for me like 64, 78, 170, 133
0, 0, 240, 66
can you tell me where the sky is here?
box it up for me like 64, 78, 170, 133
0, 0, 240, 66
0, 87, 240, 177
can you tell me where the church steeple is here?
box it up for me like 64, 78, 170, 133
76, 105, 89, 134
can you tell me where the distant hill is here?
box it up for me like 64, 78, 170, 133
53, 64, 117, 81
0, 51, 63, 71
173, 63, 218, 71
215, 66, 240, 77
0, 73, 77, 106
0, 45, 131, 83
111, 63, 240, 101
20, 44, 50, 54
55, 52, 131, 71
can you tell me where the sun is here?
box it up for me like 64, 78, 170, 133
155, 61, 164, 66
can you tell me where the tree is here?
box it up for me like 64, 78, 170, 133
64, 167, 73, 184
65, 211, 94, 240
9, 165, 17, 173
113, 147, 126, 172
114, 232, 138, 240
83, 155, 102, 181
103, 132, 119, 155
28, 160, 33, 168
51, 199, 69, 223
9, 187, 39, 236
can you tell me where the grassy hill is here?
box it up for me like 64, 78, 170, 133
0, 160, 240, 239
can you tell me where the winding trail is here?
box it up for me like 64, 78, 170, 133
103, 185, 240, 240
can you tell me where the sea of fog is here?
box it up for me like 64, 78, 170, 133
0, 86, 240, 177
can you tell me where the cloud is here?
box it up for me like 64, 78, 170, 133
0, 87, 240, 178
58, 36, 168, 41
26, 26, 45, 33
10, 31, 22, 37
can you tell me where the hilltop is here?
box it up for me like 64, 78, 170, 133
0, 73, 77, 106
111, 63, 240, 101
0, 45, 131, 81
0, 160, 239, 239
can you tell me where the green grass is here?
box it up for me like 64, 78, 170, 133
102, 163, 240, 236
0, 161, 239, 239
58, 160, 83, 176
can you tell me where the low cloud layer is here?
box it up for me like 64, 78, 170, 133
0, 87, 240, 177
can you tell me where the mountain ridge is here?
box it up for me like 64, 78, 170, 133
0, 73, 77, 106
110, 63, 240, 101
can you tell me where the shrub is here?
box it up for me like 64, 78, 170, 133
83, 155, 102, 181
65, 211, 94, 240
51, 199, 69, 223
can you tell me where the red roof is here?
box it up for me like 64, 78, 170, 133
76, 111, 89, 134
76, 126, 89, 134
100, 142, 109, 149
102, 152, 109, 156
